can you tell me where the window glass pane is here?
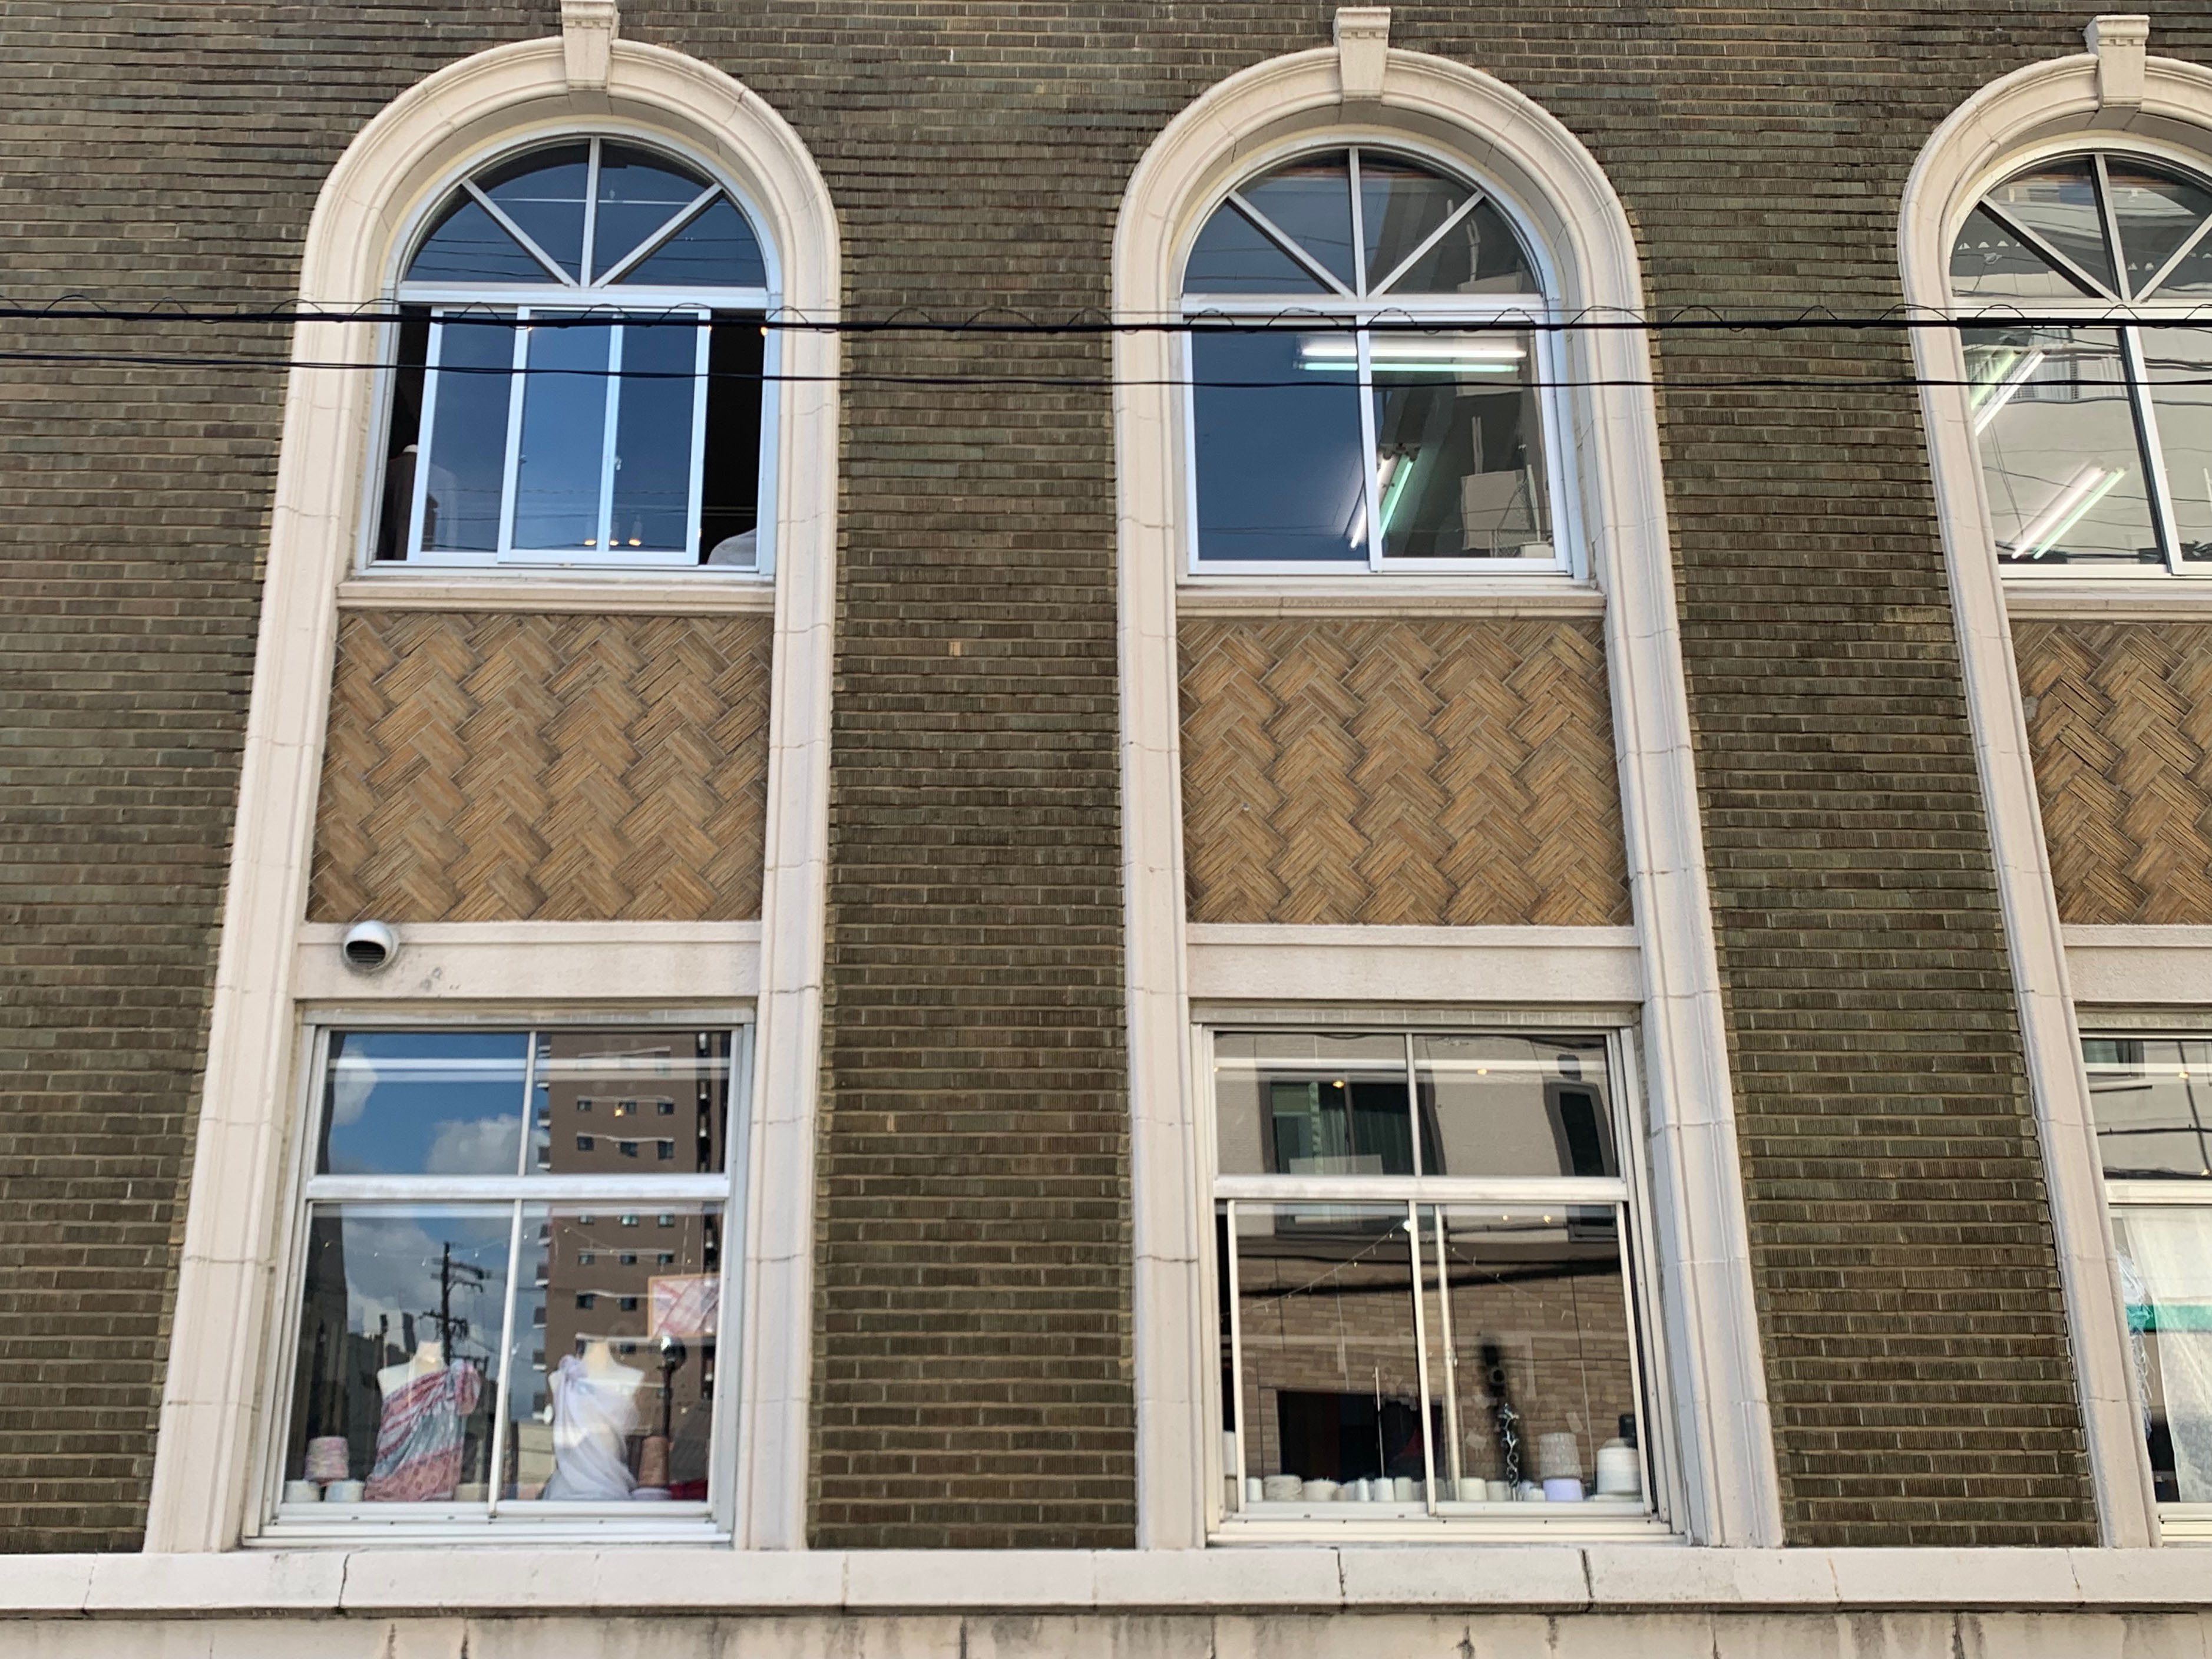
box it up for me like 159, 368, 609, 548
529, 1030, 732, 1176
478, 144, 589, 280
1421, 1205, 1642, 1505
1949, 206, 2094, 303
1982, 160, 2118, 295
1358, 154, 1472, 291
406, 196, 551, 285
1182, 200, 1328, 294
319, 1030, 528, 1177
2111, 1206, 2212, 1504
1191, 330, 1367, 563
1371, 330, 1552, 560
502, 1204, 722, 1503
1966, 327, 2161, 567
283, 1204, 510, 1507
592, 144, 709, 281
617, 199, 768, 289
2107, 161, 2212, 299
420, 319, 517, 553
1380, 197, 1536, 297
513, 316, 612, 551
1238, 153, 1356, 289
700, 315, 766, 565
608, 320, 700, 553
1412, 1036, 1615, 1180
1214, 1032, 1410, 1177
2139, 328, 2212, 565
2152, 229, 2212, 298
2088, 1036, 2212, 1180
1228, 1201, 1431, 1504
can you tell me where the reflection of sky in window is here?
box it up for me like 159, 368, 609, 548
1192, 332, 1366, 562
320, 1031, 530, 1175
326, 1205, 513, 1367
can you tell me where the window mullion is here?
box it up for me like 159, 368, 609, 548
2121, 323, 2184, 573
2092, 153, 2132, 302
1347, 147, 1368, 296
1358, 325, 1382, 571
1405, 1195, 1439, 1512
497, 310, 529, 560
1428, 1204, 1463, 1503
1224, 1197, 1246, 1516
581, 138, 602, 286
482, 1199, 526, 1518
599, 322, 624, 556
687, 310, 712, 564
408, 315, 444, 558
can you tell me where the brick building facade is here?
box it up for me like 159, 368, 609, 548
6, 0, 2212, 1651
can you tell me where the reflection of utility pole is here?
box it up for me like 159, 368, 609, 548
424, 1242, 490, 1354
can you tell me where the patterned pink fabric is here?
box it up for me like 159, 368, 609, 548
365, 1361, 484, 1502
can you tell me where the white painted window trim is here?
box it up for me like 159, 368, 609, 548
144, 29, 838, 1553
1895, 22, 2212, 1548
1114, 35, 1782, 1548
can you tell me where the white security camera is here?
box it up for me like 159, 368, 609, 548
340, 919, 398, 974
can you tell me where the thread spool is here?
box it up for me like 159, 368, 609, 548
323, 1479, 365, 1503
1595, 1442, 1642, 1498
637, 1434, 672, 1491
1543, 1476, 1586, 1502
280, 1480, 322, 1505
303, 1436, 350, 1483
1536, 1430, 1581, 1482
1301, 1478, 1340, 1502
1262, 1474, 1301, 1502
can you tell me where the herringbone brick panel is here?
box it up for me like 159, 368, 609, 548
2015, 619, 2212, 925
309, 610, 771, 922
1179, 617, 1630, 927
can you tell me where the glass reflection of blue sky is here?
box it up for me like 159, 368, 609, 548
320, 1031, 529, 1176
1193, 331, 1366, 562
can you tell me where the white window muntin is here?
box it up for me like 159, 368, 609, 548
1950, 144, 2212, 581
402, 304, 716, 569
1178, 143, 1577, 580
255, 1014, 752, 1543
1200, 1020, 1670, 1539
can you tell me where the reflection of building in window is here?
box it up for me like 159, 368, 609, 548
1950, 154, 2212, 573
276, 1026, 737, 1526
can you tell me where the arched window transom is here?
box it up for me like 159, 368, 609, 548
1949, 152, 2212, 576
375, 137, 773, 572
1179, 148, 1566, 574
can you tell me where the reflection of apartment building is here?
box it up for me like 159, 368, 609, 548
15, 2, 2212, 1651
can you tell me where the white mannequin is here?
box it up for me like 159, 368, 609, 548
376, 1337, 444, 1399
542, 1339, 646, 1501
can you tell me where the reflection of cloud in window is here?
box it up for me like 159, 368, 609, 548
330, 1052, 377, 1126
340, 1211, 506, 1362
425, 1116, 518, 1175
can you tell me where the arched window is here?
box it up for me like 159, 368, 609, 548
375, 136, 774, 572
1180, 148, 1566, 574
1950, 151, 2212, 576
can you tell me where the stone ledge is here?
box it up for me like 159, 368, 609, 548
6, 1548, 2208, 1618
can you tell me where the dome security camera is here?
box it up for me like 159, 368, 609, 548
340, 919, 398, 974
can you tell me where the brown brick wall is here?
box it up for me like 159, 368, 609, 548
2015, 620, 2212, 926
1179, 617, 1628, 927
16, 0, 2208, 1552
309, 610, 772, 924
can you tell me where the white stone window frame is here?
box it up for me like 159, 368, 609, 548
1116, 19, 1785, 1550
1194, 1008, 1678, 1543
250, 1007, 752, 1545
144, 24, 838, 1554
375, 130, 783, 577
1178, 140, 1583, 583
1899, 16, 2212, 1548
1946, 137, 2212, 583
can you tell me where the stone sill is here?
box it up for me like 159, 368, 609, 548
4, 1548, 2208, 1618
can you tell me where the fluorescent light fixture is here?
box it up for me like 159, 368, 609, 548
2007, 462, 2124, 559
1296, 336, 1526, 374
1969, 346, 2046, 434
